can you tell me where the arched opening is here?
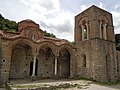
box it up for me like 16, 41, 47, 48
84, 26, 87, 40
99, 17, 108, 40
10, 43, 32, 79
81, 24, 89, 40
79, 18, 89, 41
106, 54, 111, 82
37, 47, 55, 78
58, 48, 70, 78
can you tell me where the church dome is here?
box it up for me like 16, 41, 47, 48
18, 19, 39, 32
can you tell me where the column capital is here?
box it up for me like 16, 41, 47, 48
100, 21, 102, 24
85, 22, 88, 26
103, 23, 107, 27
55, 54, 59, 57
32, 53, 38, 56
81, 25, 85, 28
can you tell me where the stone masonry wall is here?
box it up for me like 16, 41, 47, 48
76, 38, 117, 82
93, 39, 117, 82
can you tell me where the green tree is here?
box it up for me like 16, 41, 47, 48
0, 14, 17, 32
44, 30, 56, 38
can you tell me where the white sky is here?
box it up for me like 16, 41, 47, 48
0, 0, 120, 41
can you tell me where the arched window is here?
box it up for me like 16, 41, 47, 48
79, 17, 89, 41
28, 30, 39, 41
30, 34, 36, 41
83, 54, 86, 67
99, 16, 108, 40
81, 22, 89, 40
84, 25, 87, 39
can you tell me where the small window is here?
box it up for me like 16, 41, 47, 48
3, 59, 5, 62
83, 54, 86, 67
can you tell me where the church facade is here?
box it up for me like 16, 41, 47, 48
0, 5, 120, 83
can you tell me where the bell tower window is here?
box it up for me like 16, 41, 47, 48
81, 21, 89, 41
99, 17, 108, 40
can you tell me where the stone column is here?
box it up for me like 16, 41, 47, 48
54, 55, 59, 79
32, 53, 37, 76
54, 56, 58, 75
85, 23, 89, 39
81, 25, 85, 40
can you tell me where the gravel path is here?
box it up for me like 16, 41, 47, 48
8, 79, 120, 90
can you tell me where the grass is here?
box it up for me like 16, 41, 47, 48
77, 77, 120, 86
93, 80, 120, 86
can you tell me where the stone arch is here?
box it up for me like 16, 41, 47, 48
9, 40, 33, 79
99, 16, 108, 24
58, 44, 74, 56
37, 41, 57, 55
37, 41, 57, 78
79, 17, 89, 40
79, 17, 89, 26
58, 44, 75, 78
99, 16, 108, 40
9, 38, 36, 54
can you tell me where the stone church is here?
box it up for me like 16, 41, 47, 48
0, 5, 120, 83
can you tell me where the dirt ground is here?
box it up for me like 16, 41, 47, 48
7, 79, 120, 90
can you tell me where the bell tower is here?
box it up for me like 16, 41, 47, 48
75, 5, 115, 42
75, 5, 117, 82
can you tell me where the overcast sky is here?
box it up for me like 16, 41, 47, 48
0, 0, 120, 41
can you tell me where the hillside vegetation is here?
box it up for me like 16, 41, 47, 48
0, 14, 56, 38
